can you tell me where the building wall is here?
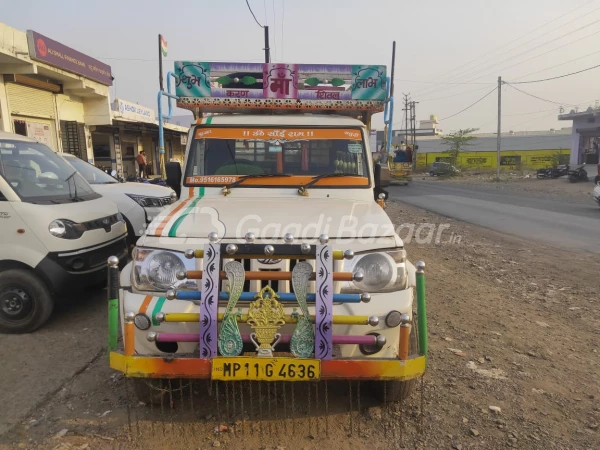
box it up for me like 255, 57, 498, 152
415, 149, 570, 170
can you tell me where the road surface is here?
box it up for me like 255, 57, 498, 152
389, 180, 600, 253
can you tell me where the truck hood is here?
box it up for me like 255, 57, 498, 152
148, 196, 396, 241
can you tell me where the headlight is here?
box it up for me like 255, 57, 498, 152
341, 249, 408, 293
126, 194, 168, 208
132, 248, 197, 292
48, 219, 86, 239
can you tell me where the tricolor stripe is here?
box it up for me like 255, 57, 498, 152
168, 187, 205, 237
150, 187, 195, 236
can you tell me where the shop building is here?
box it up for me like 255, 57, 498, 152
0, 23, 112, 160
558, 106, 600, 165
90, 98, 188, 178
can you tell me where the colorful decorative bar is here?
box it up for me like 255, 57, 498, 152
173, 290, 363, 303
160, 312, 378, 326
416, 261, 428, 364
199, 243, 219, 358
189, 246, 349, 261
107, 257, 119, 352
184, 270, 354, 281
153, 332, 378, 346
110, 352, 426, 381
315, 243, 333, 359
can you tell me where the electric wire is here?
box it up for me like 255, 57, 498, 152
414, 20, 600, 99
414, 0, 600, 97
505, 83, 578, 106
272, 0, 277, 61
511, 49, 600, 80
439, 87, 498, 121
507, 62, 600, 84
245, 0, 264, 27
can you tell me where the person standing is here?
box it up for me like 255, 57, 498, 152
136, 151, 147, 178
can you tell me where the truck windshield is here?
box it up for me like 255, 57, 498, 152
184, 126, 370, 187
0, 139, 99, 204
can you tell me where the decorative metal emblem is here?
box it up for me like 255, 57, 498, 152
217, 261, 245, 356
290, 262, 314, 358
247, 285, 285, 357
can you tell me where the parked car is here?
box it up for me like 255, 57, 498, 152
0, 132, 127, 333
429, 161, 459, 176
61, 154, 176, 249
593, 180, 600, 208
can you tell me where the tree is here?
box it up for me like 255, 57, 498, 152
440, 128, 479, 166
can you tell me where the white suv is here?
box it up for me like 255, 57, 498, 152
61, 154, 175, 248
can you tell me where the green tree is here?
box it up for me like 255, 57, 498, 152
440, 128, 479, 166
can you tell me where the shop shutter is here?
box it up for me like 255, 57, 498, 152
6, 83, 55, 118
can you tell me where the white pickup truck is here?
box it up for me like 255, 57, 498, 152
108, 60, 428, 404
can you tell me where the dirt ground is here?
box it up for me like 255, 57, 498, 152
1, 200, 599, 450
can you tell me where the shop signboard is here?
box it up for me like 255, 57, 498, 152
26, 122, 52, 147
114, 99, 155, 124
26, 30, 113, 86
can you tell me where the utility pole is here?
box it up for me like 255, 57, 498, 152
264, 26, 271, 63
403, 94, 410, 148
158, 34, 164, 91
411, 101, 419, 171
496, 76, 502, 180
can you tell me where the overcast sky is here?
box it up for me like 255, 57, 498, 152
2, 0, 600, 133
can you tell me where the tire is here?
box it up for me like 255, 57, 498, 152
568, 174, 578, 183
365, 324, 418, 403
429, 171, 435, 177
581, 170, 588, 182
0, 269, 54, 333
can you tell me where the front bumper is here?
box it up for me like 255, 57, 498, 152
110, 352, 426, 381
36, 235, 128, 294
107, 246, 428, 382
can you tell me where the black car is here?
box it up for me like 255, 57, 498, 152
429, 161, 459, 176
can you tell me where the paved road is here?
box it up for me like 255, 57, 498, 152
0, 291, 106, 435
389, 181, 600, 253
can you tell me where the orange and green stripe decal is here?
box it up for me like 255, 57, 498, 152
139, 295, 153, 315
168, 187, 205, 237
151, 297, 167, 326
152, 187, 195, 236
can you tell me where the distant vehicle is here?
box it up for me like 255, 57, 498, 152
567, 164, 588, 183
61, 154, 175, 249
0, 132, 127, 333
429, 161, 459, 176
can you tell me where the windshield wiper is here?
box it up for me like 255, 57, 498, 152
64, 170, 81, 201
297, 173, 358, 196
222, 173, 291, 196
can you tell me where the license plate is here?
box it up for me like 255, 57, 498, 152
211, 357, 320, 381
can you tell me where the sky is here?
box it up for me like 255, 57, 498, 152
2, 0, 600, 134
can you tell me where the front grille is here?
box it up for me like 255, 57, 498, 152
81, 214, 121, 232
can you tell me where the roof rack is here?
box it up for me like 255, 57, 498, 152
173, 62, 387, 117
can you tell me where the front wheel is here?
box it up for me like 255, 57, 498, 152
365, 323, 418, 403
0, 269, 54, 333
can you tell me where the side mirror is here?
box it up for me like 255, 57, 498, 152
373, 163, 390, 202
374, 163, 390, 188
166, 161, 182, 199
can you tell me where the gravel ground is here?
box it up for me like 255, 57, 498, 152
1, 200, 599, 450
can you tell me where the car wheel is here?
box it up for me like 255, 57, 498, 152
0, 269, 54, 333
429, 171, 435, 176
